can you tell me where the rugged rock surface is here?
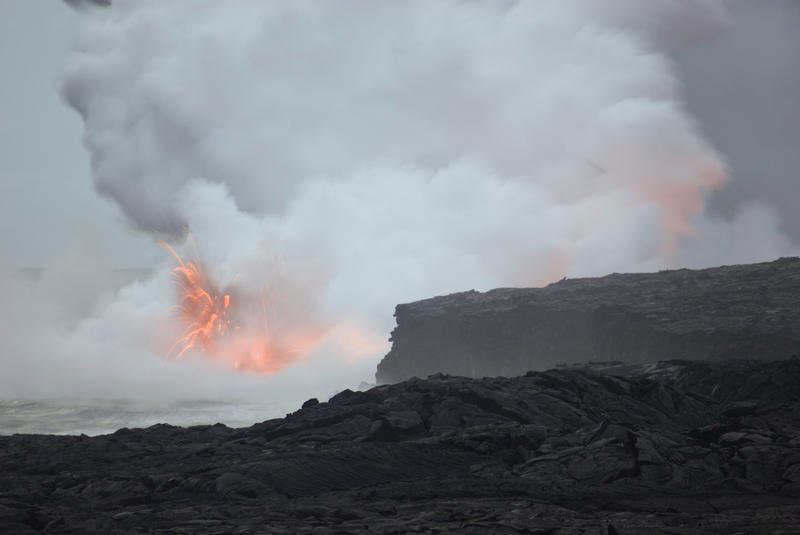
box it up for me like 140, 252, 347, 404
2, 358, 799, 534
377, 257, 800, 383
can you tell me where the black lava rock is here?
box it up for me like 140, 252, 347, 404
377, 257, 800, 383
1, 358, 799, 533
301, 397, 320, 409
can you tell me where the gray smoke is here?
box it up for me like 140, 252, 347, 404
0, 0, 796, 403
63, 0, 110, 10
673, 0, 800, 243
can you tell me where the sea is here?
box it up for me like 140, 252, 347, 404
0, 398, 300, 436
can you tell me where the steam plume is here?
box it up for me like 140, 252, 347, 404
2, 0, 796, 403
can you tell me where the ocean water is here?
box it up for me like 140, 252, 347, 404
0, 398, 300, 436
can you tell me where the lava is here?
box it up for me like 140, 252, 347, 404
160, 241, 232, 359
159, 241, 326, 374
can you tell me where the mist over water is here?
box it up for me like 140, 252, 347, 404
0, 398, 295, 437
1, 0, 797, 434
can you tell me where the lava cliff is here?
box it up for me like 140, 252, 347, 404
377, 257, 800, 383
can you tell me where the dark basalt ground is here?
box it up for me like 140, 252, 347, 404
377, 257, 800, 383
2, 358, 799, 534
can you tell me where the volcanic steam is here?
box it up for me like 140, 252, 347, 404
5, 0, 791, 395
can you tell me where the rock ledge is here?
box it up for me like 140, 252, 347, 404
377, 257, 800, 383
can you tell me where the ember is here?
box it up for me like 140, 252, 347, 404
160, 241, 231, 359
159, 241, 319, 373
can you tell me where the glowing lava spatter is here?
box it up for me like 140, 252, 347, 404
159, 240, 328, 374
160, 241, 232, 358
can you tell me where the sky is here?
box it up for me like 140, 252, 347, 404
0, 0, 797, 404
0, 1, 159, 269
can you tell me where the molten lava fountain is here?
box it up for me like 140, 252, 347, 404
160, 241, 320, 374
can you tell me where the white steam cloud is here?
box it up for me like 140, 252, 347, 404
1, 0, 796, 408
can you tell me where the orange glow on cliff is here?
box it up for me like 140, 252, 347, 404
159, 241, 325, 374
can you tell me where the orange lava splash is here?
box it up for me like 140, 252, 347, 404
159, 241, 327, 374
160, 241, 231, 359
